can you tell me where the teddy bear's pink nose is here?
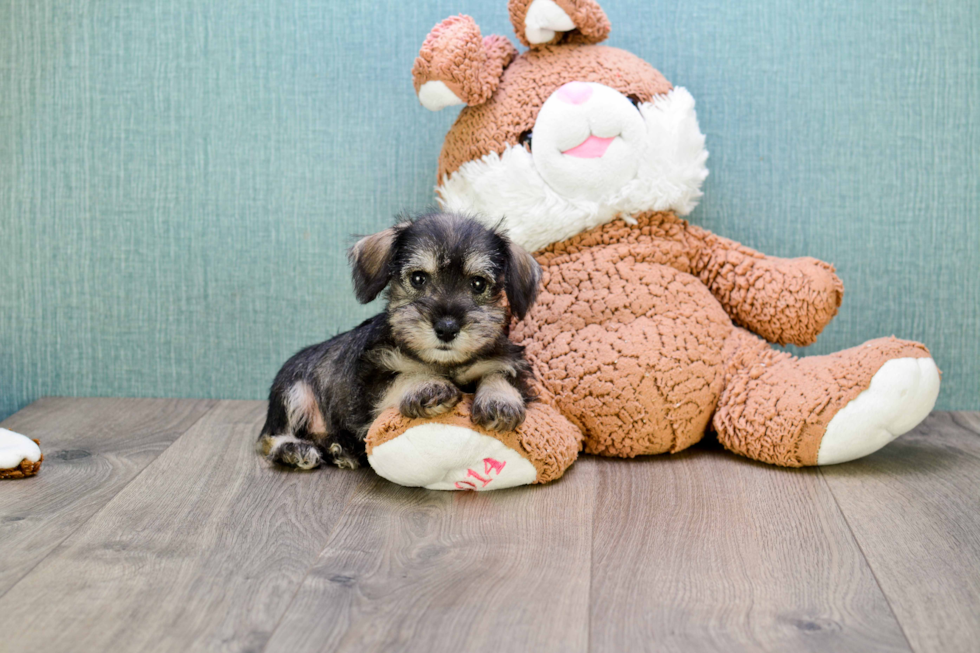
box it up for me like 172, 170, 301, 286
556, 82, 592, 105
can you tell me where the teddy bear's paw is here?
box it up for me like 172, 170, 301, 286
368, 423, 537, 491
818, 357, 940, 465
399, 380, 462, 419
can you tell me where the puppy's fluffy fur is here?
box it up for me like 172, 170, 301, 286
257, 211, 542, 470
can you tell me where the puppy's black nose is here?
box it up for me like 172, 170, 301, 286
433, 317, 460, 343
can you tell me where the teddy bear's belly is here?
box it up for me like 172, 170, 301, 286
513, 258, 733, 457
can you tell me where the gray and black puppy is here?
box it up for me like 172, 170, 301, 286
257, 211, 542, 470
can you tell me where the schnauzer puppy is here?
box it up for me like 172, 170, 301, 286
257, 211, 542, 470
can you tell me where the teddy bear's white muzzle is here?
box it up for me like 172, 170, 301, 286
531, 81, 646, 201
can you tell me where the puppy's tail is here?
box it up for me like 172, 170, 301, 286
256, 434, 324, 471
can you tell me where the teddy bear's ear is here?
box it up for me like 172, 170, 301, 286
508, 0, 610, 48
412, 15, 518, 112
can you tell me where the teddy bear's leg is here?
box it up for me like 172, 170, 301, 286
365, 396, 582, 490
713, 328, 940, 467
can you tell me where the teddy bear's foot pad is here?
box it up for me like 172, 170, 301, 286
368, 423, 538, 491
818, 357, 940, 465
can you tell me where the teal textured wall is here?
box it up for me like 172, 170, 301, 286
1, 0, 977, 420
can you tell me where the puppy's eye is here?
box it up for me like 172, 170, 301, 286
470, 277, 488, 294
627, 94, 642, 109
410, 271, 428, 289
518, 130, 533, 152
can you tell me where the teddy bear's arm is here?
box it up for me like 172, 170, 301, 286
685, 225, 844, 346
538, 213, 842, 346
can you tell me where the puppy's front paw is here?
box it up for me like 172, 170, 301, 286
400, 381, 462, 418
472, 395, 526, 432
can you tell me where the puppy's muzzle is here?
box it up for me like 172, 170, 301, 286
433, 316, 461, 343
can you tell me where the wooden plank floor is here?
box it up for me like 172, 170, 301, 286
1, 400, 978, 653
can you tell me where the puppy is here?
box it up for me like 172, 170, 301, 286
257, 211, 542, 470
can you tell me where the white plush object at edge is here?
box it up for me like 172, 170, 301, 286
818, 357, 941, 465
418, 80, 464, 112
369, 423, 537, 491
0, 427, 41, 469
524, 0, 576, 44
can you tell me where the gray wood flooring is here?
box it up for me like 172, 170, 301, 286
1, 399, 977, 653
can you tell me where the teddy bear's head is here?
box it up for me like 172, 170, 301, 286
413, 0, 710, 252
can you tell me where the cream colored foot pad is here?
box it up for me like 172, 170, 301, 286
369, 423, 537, 491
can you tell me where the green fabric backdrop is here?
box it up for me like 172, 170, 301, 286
1, 0, 977, 420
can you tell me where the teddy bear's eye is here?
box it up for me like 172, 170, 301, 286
518, 130, 533, 152
627, 94, 642, 110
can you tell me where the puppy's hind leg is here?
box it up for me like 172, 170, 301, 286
319, 431, 366, 470
257, 381, 326, 471
264, 435, 324, 470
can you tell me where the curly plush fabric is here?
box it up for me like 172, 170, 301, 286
713, 336, 932, 466
533, 211, 844, 347
412, 15, 517, 107
511, 212, 926, 462
513, 211, 828, 457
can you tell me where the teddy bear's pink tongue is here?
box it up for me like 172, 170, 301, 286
562, 135, 615, 158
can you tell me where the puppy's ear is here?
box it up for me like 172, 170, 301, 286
504, 239, 542, 320
349, 227, 399, 303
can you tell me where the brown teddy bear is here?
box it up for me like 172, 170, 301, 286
366, 0, 940, 490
